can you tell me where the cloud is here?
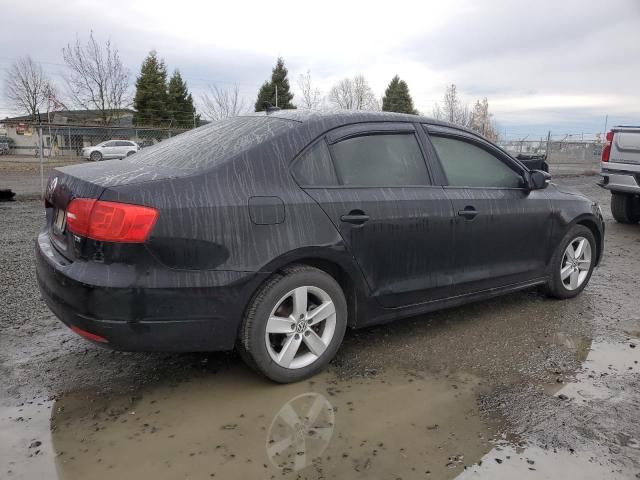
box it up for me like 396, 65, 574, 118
1, 0, 639, 133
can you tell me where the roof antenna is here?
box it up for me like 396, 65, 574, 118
263, 102, 281, 114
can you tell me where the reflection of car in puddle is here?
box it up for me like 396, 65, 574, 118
266, 392, 334, 471
49, 367, 494, 479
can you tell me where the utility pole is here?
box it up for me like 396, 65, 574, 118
275, 85, 278, 108
37, 110, 44, 196
545, 131, 551, 162
193, 111, 196, 129
603, 115, 608, 134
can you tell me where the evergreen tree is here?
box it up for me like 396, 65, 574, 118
382, 75, 417, 114
133, 50, 169, 126
167, 70, 198, 128
254, 57, 296, 111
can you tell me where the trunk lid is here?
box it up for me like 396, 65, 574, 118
45, 159, 182, 260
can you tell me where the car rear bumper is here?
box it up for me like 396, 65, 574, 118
35, 231, 266, 352
599, 163, 640, 194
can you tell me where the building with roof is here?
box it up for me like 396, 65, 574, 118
0, 109, 194, 157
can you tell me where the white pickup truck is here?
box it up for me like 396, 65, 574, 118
598, 126, 640, 223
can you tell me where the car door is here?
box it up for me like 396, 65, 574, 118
101, 141, 118, 159
292, 122, 456, 308
424, 125, 552, 294
114, 141, 129, 157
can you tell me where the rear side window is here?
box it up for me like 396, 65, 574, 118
131, 116, 298, 171
292, 140, 338, 185
331, 134, 430, 186
430, 136, 523, 188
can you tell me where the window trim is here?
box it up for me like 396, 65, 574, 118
326, 122, 415, 145
424, 126, 527, 190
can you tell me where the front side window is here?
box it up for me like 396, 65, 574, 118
103, 141, 117, 147
331, 133, 429, 186
430, 135, 523, 188
292, 140, 338, 186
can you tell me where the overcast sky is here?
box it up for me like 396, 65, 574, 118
1, 0, 639, 138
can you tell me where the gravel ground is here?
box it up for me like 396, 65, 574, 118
1, 166, 639, 479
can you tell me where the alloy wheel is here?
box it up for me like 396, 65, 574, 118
265, 286, 336, 369
560, 236, 592, 290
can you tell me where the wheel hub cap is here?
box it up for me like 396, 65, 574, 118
295, 320, 307, 333
265, 285, 337, 370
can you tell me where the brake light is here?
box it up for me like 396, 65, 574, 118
66, 198, 158, 243
601, 130, 614, 162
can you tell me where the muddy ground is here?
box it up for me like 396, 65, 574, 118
1, 163, 639, 479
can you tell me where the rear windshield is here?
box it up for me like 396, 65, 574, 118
130, 116, 298, 171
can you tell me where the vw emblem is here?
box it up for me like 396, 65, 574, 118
47, 177, 58, 199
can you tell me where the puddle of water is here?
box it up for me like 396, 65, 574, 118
43, 367, 498, 479
553, 339, 640, 402
0, 400, 55, 480
551, 332, 591, 362
457, 442, 630, 479
621, 318, 640, 339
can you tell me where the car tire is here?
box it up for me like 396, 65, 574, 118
237, 264, 347, 383
126, 151, 135, 157
544, 225, 596, 299
90, 151, 102, 162
611, 192, 640, 224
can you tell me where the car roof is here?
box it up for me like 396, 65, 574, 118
241, 109, 482, 140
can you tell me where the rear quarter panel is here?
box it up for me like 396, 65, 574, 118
100, 125, 353, 274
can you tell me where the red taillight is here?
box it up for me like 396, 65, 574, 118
66, 198, 158, 243
601, 130, 614, 162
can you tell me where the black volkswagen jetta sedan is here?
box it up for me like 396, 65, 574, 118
36, 110, 604, 383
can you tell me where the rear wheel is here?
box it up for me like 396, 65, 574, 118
126, 151, 135, 157
90, 151, 102, 162
237, 265, 347, 383
611, 192, 640, 224
545, 225, 596, 299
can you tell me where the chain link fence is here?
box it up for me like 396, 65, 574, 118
498, 137, 602, 175
0, 121, 190, 159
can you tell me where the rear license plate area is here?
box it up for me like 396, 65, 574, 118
53, 208, 67, 235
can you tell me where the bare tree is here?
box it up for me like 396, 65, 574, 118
469, 97, 498, 141
200, 84, 246, 121
297, 70, 322, 110
432, 84, 469, 127
3, 56, 54, 119
62, 32, 130, 125
329, 75, 379, 110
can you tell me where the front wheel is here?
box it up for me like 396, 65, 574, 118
90, 151, 102, 162
237, 265, 347, 383
545, 225, 596, 299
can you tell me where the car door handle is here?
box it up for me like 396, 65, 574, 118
340, 212, 370, 225
457, 207, 478, 219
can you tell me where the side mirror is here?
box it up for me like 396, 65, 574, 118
528, 170, 551, 190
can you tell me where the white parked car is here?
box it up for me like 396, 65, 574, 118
82, 140, 139, 161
